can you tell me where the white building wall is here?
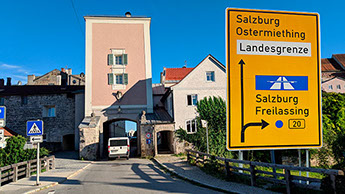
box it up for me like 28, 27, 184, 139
171, 57, 226, 131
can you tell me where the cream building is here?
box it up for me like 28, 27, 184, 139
161, 54, 226, 133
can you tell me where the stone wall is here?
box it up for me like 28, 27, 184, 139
79, 116, 101, 160
3, 93, 78, 151
140, 124, 154, 157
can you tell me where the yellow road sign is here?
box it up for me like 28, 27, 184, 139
226, 8, 321, 150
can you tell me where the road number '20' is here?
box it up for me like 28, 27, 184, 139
288, 119, 305, 129
293, 120, 302, 128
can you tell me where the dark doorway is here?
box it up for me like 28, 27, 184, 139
157, 131, 173, 154
62, 134, 75, 151
103, 119, 138, 158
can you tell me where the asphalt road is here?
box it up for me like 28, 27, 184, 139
36, 158, 221, 194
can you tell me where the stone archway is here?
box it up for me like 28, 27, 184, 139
102, 118, 139, 158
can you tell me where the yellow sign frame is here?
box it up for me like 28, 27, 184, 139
226, 8, 322, 150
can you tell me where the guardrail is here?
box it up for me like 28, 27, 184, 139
0, 155, 55, 187
186, 149, 344, 194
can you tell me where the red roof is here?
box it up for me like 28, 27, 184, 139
165, 68, 194, 81
332, 54, 345, 68
321, 58, 343, 71
0, 127, 17, 137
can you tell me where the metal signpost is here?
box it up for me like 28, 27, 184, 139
226, 8, 321, 151
201, 120, 209, 155
0, 106, 6, 128
27, 120, 44, 186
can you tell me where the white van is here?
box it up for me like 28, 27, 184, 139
108, 137, 130, 160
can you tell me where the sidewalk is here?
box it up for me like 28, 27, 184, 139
154, 155, 278, 194
0, 151, 91, 194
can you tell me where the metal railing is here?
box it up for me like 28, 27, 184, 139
186, 149, 344, 194
0, 155, 55, 187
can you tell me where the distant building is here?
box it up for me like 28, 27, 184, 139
27, 68, 85, 86
160, 54, 226, 133
0, 84, 84, 151
321, 54, 345, 93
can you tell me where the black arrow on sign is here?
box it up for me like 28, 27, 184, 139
239, 59, 270, 143
241, 119, 269, 143
239, 59, 245, 135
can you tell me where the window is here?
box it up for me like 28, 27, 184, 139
186, 119, 197, 133
206, 71, 215, 82
108, 54, 128, 65
337, 85, 341, 89
108, 73, 128, 85
116, 74, 124, 84
115, 55, 123, 65
43, 106, 56, 117
187, 94, 198, 106
329, 85, 333, 90
0, 97, 4, 106
21, 96, 28, 105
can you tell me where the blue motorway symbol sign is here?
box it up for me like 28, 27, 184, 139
256, 76, 308, 91
0, 106, 5, 119
27, 120, 44, 136
0, 106, 6, 127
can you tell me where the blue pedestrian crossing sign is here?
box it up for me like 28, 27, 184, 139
0, 106, 6, 127
27, 120, 44, 136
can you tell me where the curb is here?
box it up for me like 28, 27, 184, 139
24, 162, 92, 194
152, 158, 235, 194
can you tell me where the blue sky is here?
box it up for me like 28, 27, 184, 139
0, 0, 345, 84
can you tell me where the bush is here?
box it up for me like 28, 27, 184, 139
0, 136, 50, 167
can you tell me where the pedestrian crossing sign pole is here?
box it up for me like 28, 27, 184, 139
226, 8, 322, 150
26, 120, 44, 185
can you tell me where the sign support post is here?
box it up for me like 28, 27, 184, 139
270, 150, 276, 178
306, 149, 310, 185
36, 142, 40, 185
298, 149, 302, 183
239, 151, 243, 173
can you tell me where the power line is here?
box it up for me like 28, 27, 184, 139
69, 0, 84, 38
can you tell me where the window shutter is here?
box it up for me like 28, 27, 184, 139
108, 73, 114, 85
108, 54, 114, 65
123, 73, 128, 85
123, 54, 128, 65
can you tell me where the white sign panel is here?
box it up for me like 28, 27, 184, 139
30, 136, 43, 143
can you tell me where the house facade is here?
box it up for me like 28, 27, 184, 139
321, 54, 345, 93
0, 84, 84, 151
27, 68, 85, 86
161, 55, 226, 133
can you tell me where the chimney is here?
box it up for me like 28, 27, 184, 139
27, 75, 35, 85
125, 12, 131, 17
0, 79, 4, 87
6, 77, 11, 86
66, 68, 72, 75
